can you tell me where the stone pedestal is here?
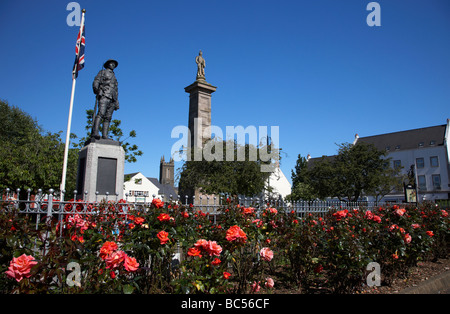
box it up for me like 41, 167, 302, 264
185, 79, 217, 149
76, 138, 125, 202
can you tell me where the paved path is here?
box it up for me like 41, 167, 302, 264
400, 270, 450, 294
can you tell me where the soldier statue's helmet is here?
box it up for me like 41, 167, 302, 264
103, 59, 118, 69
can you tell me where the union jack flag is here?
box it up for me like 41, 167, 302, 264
72, 24, 85, 78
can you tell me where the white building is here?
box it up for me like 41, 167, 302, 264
266, 165, 292, 200
123, 172, 178, 203
355, 120, 450, 202
306, 120, 450, 202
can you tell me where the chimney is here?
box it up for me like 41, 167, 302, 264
353, 133, 359, 145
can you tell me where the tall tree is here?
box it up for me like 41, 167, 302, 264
287, 154, 317, 201
0, 100, 78, 194
307, 142, 395, 202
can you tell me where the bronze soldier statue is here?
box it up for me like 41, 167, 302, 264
91, 59, 119, 139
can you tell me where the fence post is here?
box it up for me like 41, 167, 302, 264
46, 189, 54, 225
14, 188, 20, 210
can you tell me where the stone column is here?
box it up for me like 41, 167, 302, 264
184, 80, 217, 149
76, 138, 125, 202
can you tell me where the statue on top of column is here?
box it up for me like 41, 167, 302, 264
196, 50, 206, 81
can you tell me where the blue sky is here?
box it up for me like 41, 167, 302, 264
1, 0, 449, 186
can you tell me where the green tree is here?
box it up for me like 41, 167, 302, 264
72, 109, 143, 163
367, 162, 405, 204
178, 139, 273, 197
0, 100, 78, 194
287, 154, 318, 201
307, 142, 395, 202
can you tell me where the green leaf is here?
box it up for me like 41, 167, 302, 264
123, 284, 135, 294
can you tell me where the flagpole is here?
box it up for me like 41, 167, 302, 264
60, 9, 86, 196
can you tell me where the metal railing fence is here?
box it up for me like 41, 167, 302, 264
1, 188, 399, 228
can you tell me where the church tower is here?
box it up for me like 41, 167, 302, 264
159, 156, 174, 187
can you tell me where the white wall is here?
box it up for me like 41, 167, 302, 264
267, 167, 292, 199
123, 172, 161, 202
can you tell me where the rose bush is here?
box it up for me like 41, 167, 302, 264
0, 198, 448, 294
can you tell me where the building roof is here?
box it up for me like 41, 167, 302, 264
306, 123, 448, 166
356, 124, 446, 152
147, 177, 178, 200
124, 172, 140, 179
307, 155, 336, 168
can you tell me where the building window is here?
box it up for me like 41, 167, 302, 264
418, 142, 424, 148
135, 178, 142, 185
395, 145, 401, 150
393, 160, 402, 169
416, 158, 424, 169
430, 140, 436, 146
432, 175, 441, 190
430, 156, 439, 167
418, 175, 426, 191
131, 190, 149, 197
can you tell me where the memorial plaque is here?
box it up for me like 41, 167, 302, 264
96, 157, 117, 195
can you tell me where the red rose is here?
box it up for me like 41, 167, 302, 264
105, 250, 126, 269
187, 247, 202, 258
157, 230, 170, 245
205, 240, 222, 257
124, 255, 139, 272
242, 207, 255, 215
192, 239, 222, 257
333, 210, 348, 221
152, 198, 164, 209
266, 207, 278, 215
372, 215, 381, 223
5, 254, 37, 282
134, 217, 145, 225
226, 225, 247, 243
100, 241, 118, 260
157, 213, 171, 222
403, 233, 412, 244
